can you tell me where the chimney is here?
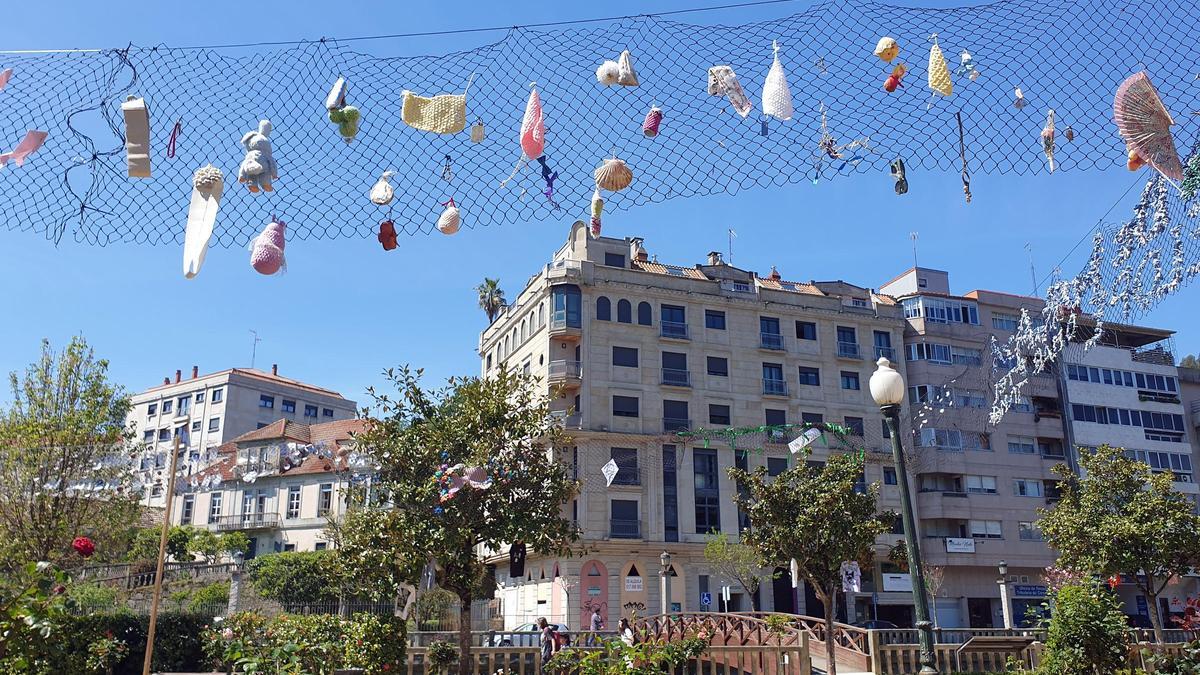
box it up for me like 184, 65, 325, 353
707, 251, 724, 266
629, 237, 647, 263
769, 265, 781, 281
163, 377, 170, 386
175, 369, 182, 384
271, 363, 278, 376
192, 365, 199, 379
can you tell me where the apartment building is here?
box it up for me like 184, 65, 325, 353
127, 365, 357, 506
479, 222, 911, 630
166, 418, 367, 558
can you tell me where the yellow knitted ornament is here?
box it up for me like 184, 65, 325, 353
927, 36, 952, 98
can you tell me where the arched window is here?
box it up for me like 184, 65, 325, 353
617, 299, 632, 323
637, 301, 652, 326
520, 319, 527, 343
596, 296, 611, 321
538, 303, 545, 327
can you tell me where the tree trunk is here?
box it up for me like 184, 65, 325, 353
457, 591, 473, 675
1143, 582, 1165, 643
818, 586, 837, 675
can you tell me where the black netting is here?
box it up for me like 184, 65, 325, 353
1, 0, 1198, 246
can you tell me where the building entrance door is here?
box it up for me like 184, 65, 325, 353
967, 598, 993, 627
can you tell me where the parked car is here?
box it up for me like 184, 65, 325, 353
486, 623, 571, 647
852, 620, 900, 630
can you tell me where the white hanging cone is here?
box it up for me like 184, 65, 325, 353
762, 41, 793, 121
616, 50, 639, 87
370, 170, 396, 205
183, 165, 223, 279
121, 95, 151, 178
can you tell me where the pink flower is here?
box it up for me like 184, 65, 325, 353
221, 628, 234, 640
72, 536, 95, 558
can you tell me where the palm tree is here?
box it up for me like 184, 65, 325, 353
476, 278, 506, 324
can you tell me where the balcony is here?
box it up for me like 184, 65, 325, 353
760, 332, 784, 350
549, 315, 581, 339
660, 368, 691, 387
547, 360, 582, 386
763, 379, 789, 396
837, 342, 862, 359
660, 321, 689, 340
610, 518, 641, 539
546, 259, 583, 281
549, 411, 583, 430
663, 418, 692, 433
874, 346, 895, 360
210, 513, 281, 532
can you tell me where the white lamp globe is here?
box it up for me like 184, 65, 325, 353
870, 357, 905, 406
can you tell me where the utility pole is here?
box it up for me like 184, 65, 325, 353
249, 330, 262, 370
142, 431, 184, 675
1026, 243, 1038, 296
910, 231, 919, 270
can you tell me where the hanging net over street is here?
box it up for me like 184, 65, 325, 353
1, 0, 1198, 246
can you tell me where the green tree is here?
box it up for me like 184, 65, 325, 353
731, 452, 892, 675
246, 551, 339, 608
474, 278, 506, 324
0, 338, 139, 568
1038, 583, 1128, 675
1179, 354, 1199, 369
188, 529, 222, 563
339, 366, 580, 675
1038, 445, 1200, 642
703, 531, 770, 611
218, 532, 251, 560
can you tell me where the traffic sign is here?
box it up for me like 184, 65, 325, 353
700, 592, 712, 606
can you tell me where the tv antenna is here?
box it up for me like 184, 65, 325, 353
249, 330, 262, 370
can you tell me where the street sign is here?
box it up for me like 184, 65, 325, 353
700, 592, 713, 606
721, 586, 731, 602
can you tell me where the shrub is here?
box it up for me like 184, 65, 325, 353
414, 587, 457, 630
68, 582, 121, 612
3, 612, 209, 675
189, 581, 230, 613
1038, 583, 1129, 675
245, 551, 339, 608
203, 611, 407, 674
1144, 639, 1200, 674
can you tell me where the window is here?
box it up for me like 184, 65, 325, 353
992, 313, 1020, 331
955, 390, 988, 409
663, 400, 690, 431
797, 366, 820, 386
1019, 521, 1043, 541
180, 495, 194, 525
610, 448, 639, 485
259, 395, 274, 409
208, 417, 220, 432
147, 403, 158, 417
604, 252, 626, 268
158, 428, 170, 441
951, 346, 982, 367
796, 321, 817, 340
760, 317, 783, 349
906, 342, 952, 364
883, 467, 898, 485
143, 430, 154, 442
211, 389, 223, 403
191, 420, 202, 432
612, 395, 639, 418
177, 396, 190, 415
802, 412, 824, 425
909, 297, 980, 324
661, 352, 689, 386
836, 326, 859, 357
617, 299, 632, 323
286, 485, 302, 519
637, 302, 652, 326
282, 544, 297, 552
1014, 479, 1043, 497
315, 542, 327, 551
705, 310, 726, 330
919, 428, 990, 451
840, 371, 860, 390
612, 346, 639, 368
552, 285, 582, 328
709, 404, 731, 425
965, 475, 997, 494
765, 409, 787, 442
596, 297, 611, 321
768, 457, 788, 477
843, 416, 865, 436
610, 499, 639, 538
162, 400, 173, 414
195, 391, 205, 403
282, 399, 296, 413
763, 363, 786, 395
969, 519, 1003, 539
323, 408, 334, 417
1007, 436, 1036, 454
663, 446, 679, 542
661, 304, 687, 338
693, 449, 721, 533
318, 483, 334, 516
707, 356, 729, 377
304, 404, 318, 418
208, 493, 223, 524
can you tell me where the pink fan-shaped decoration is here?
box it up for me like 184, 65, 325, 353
519, 84, 545, 160
1113, 72, 1183, 180
250, 219, 286, 275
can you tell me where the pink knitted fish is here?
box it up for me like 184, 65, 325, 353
520, 84, 545, 160
250, 219, 286, 275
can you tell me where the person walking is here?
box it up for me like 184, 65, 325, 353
538, 617, 555, 665
588, 608, 604, 646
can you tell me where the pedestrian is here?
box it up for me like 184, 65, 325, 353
588, 608, 604, 646
538, 617, 555, 664
619, 617, 636, 647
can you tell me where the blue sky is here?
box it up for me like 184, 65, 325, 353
1, 0, 1196, 406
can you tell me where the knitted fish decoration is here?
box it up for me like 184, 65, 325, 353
520, 84, 545, 160
250, 219, 286, 275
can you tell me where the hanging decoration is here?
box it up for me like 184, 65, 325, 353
890, 157, 908, 195
873, 36, 899, 62
0, 129, 47, 168
442, 154, 454, 181
707, 65, 752, 117
183, 164, 223, 279
1181, 153, 1200, 201
601, 458, 619, 487
841, 561, 862, 593
520, 83, 545, 159
590, 192, 604, 238
1042, 109, 1057, 173
812, 102, 873, 177
250, 218, 287, 275
401, 74, 473, 135
536, 155, 560, 209
435, 464, 493, 502
325, 77, 361, 143
370, 170, 396, 205
121, 95, 151, 178
378, 219, 398, 251
596, 50, 640, 87
237, 120, 277, 193
926, 34, 953, 101
437, 198, 461, 235
642, 106, 663, 138
594, 157, 633, 192
1113, 71, 1184, 181
1013, 87, 1028, 110
762, 41, 794, 122
787, 427, 823, 454
470, 119, 485, 143
0, 68, 11, 91
956, 50, 979, 81
957, 110, 972, 203
883, 63, 907, 93
1064, 126, 1075, 142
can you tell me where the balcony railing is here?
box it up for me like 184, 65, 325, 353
875, 346, 896, 360
548, 360, 582, 380
549, 411, 583, 429
663, 417, 692, 432
609, 519, 641, 539
760, 332, 784, 350
763, 379, 788, 396
660, 368, 691, 387
837, 342, 861, 359
660, 321, 689, 339
211, 513, 281, 532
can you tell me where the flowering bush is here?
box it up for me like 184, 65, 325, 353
202, 611, 406, 674
1173, 596, 1200, 632
85, 634, 129, 675
545, 632, 711, 674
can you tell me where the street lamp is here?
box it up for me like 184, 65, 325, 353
870, 357, 938, 675
997, 560, 1013, 630
660, 552, 673, 615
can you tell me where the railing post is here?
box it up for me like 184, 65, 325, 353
868, 630, 884, 675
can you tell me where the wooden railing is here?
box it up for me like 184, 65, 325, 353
406, 644, 810, 675
637, 612, 802, 647
870, 635, 1197, 674
740, 611, 872, 670
407, 646, 541, 675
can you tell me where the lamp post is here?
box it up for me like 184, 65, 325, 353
228, 550, 245, 615
660, 551, 673, 615
870, 357, 938, 675
997, 560, 1013, 630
